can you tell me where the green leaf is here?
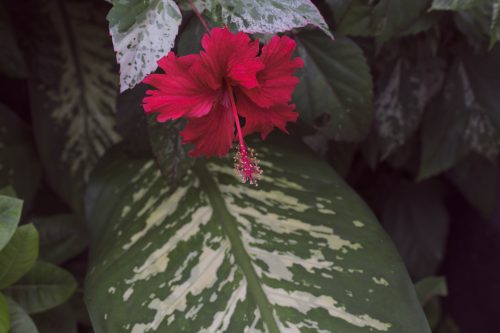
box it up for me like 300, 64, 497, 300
415, 277, 447, 306
380, 180, 449, 280
6, 297, 38, 333
419, 47, 500, 179
0, 292, 9, 333
0, 2, 28, 78
294, 31, 373, 141
453, 3, 494, 48
0, 224, 39, 289
27, 0, 120, 211
0, 103, 41, 210
3, 262, 77, 314
85, 136, 429, 332
449, 154, 497, 217
330, 0, 374, 37
0, 194, 23, 251
372, 0, 430, 43
206, 0, 333, 38
34, 215, 88, 265
431, 0, 489, 11
32, 305, 77, 333
107, 0, 182, 91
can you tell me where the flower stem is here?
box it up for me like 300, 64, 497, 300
187, 0, 210, 33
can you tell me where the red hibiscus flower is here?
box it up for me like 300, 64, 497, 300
142, 27, 303, 184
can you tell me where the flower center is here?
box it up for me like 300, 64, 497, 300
225, 81, 262, 185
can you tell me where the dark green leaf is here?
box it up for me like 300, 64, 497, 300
449, 154, 497, 217
84, 136, 429, 332
0, 194, 23, 251
380, 180, 449, 280
0, 292, 9, 333
0, 2, 28, 78
0, 103, 41, 210
6, 297, 38, 333
0, 224, 39, 289
32, 304, 77, 333
34, 215, 87, 265
3, 262, 77, 314
372, 0, 430, 43
26, 0, 120, 212
415, 276, 448, 306
294, 31, 373, 141
490, 2, 500, 48
333, 0, 374, 37
431, 0, 489, 11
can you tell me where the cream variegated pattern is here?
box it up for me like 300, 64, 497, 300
85, 140, 429, 333
108, 0, 182, 91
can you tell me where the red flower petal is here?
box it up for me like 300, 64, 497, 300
180, 102, 235, 157
237, 91, 298, 139
143, 53, 217, 122
200, 27, 263, 90
241, 36, 304, 108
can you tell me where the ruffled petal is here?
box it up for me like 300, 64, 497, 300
241, 36, 304, 108
180, 103, 235, 157
143, 53, 217, 122
236, 91, 298, 139
200, 27, 262, 90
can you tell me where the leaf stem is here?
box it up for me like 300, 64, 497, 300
187, 0, 210, 33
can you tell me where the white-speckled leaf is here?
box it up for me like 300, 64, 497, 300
374, 52, 444, 159
207, 0, 333, 38
419, 46, 500, 179
28, 0, 120, 211
107, 0, 182, 92
85, 136, 429, 333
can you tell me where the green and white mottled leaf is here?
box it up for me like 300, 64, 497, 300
0, 292, 9, 333
374, 51, 444, 159
107, 0, 182, 91
0, 224, 39, 289
28, 0, 120, 211
6, 297, 38, 333
490, 1, 500, 48
0, 2, 28, 78
372, 0, 430, 43
34, 215, 88, 265
85, 136, 429, 332
431, 0, 489, 10
419, 47, 500, 179
207, 0, 333, 38
3, 262, 77, 314
0, 194, 22, 251
294, 31, 373, 141
0, 103, 41, 210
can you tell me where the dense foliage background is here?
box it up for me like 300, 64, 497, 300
0, 0, 499, 332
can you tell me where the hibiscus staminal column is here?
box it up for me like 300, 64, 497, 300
226, 81, 262, 185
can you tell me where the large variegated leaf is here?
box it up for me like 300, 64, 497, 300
107, 0, 182, 91
85, 136, 429, 332
294, 31, 373, 141
205, 0, 333, 39
431, 0, 489, 10
27, 0, 120, 210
